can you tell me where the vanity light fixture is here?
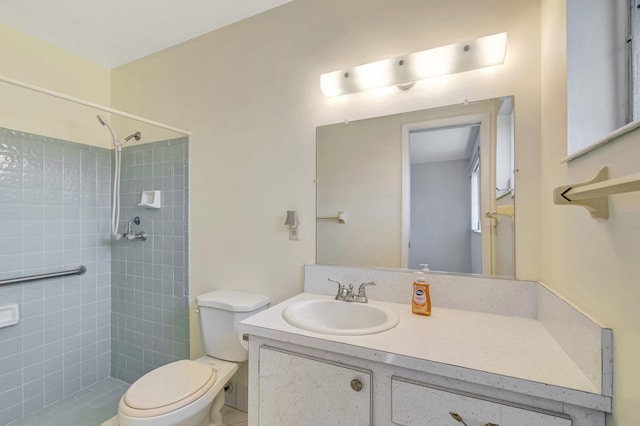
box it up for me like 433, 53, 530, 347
320, 32, 508, 97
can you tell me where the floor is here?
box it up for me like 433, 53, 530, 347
7, 378, 128, 426
101, 406, 248, 426
7, 377, 248, 426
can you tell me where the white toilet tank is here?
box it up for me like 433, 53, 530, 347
196, 290, 269, 362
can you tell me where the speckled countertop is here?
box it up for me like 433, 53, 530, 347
239, 292, 611, 412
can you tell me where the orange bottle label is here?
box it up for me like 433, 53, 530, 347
412, 282, 431, 316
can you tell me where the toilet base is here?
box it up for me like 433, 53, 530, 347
207, 388, 227, 426
103, 391, 229, 426
116, 357, 240, 426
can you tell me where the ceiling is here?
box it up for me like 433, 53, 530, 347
409, 97, 511, 165
0, 0, 294, 68
410, 125, 479, 165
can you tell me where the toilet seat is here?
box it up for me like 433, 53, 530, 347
119, 360, 217, 418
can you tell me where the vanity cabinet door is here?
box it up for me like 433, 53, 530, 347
258, 347, 372, 426
391, 378, 572, 426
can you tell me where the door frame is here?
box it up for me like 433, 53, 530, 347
401, 111, 494, 273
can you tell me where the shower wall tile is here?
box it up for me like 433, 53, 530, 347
111, 138, 189, 384
0, 128, 111, 425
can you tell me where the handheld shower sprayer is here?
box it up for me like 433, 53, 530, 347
97, 114, 118, 146
96, 114, 142, 240
96, 114, 141, 149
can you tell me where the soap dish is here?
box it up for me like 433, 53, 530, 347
0, 304, 19, 329
139, 190, 161, 208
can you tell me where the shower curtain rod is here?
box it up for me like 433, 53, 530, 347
0, 73, 191, 136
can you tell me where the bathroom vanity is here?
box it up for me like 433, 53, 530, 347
239, 266, 612, 426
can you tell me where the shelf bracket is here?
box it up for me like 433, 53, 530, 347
553, 166, 640, 220
553, 167, 610, 219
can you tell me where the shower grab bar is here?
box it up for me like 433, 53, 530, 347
0, 265, 87, 286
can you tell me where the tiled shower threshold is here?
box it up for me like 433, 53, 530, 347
6, 377, 248, 426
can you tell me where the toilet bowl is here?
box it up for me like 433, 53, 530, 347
118, 357, 238, 426
116, 290, 269, 426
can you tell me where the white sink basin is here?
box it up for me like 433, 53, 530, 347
282, 298, 399, 335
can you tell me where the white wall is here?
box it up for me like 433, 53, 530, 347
316, 116, 402, 268
409, 159, 471, 273
112, 0, 540, 355
110, 0, 542, 359
542, 2, 640, 424
0, 24, 112, 148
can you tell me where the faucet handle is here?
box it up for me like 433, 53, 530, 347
328, 278, 346, 300
357, 281, 376, 297
328, 278, 344, 288
350, 281, 376, 303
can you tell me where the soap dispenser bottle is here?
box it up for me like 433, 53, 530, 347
412, 271, 431, 316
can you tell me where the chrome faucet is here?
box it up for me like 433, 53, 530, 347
123, 216, 148, 241
328, 279, 376, 303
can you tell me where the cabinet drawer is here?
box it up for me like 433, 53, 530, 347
259, 347, 372, 426
391, 377, 572, 426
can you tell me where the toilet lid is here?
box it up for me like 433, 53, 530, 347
123, 360, 216, 413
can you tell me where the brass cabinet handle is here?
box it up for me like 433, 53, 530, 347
449, 412, 499, 426
350, 378, 363, 392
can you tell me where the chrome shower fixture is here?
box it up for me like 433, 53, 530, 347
97, 114, 142, 239
96, 114, 142, 149
125, 131, 142, 142
123, 216, 147, 241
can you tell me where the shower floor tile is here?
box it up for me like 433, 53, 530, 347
7, 377, 129, 426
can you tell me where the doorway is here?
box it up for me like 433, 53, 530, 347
401, 113, 492, 274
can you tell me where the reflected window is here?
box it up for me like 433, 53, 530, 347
566, 0, 630, 154
470, 154, 481, 233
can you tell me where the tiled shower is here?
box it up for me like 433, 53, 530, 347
111, 138, 190, 383
0, 128, 189, 425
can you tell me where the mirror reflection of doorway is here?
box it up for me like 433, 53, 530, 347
408, 124, 482, 274
401, 111, 492, 275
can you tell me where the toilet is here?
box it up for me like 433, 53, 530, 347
116, 290, 269, 426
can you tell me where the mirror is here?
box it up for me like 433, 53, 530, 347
316, 97, 515, 277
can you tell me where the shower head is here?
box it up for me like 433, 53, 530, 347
96, 114, 142, 146
125, 131, 142, 142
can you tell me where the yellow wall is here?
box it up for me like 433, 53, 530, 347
0, 24, 112, 148
541, 2, 639, 425
110, 0, 542, 358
